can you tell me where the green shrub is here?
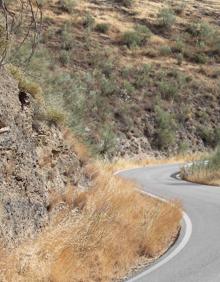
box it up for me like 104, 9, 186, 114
198, 127, 220, 147
157, 8, 176, 29
83, 13, 95, 29
100, 76, 117, 96
159, 46, 172, 56
122, 31, 140, 48
46, 108, 66, 126
173, 38, 185, 53
178, 141, 189, 154
159, 80, 178, 101
59, 0, 75, 13
121, 25, 151, 48
176, 53, 183, 65
113, 0, 133, 7
60, 24, 74, 50
197, 125, 214, 146
193, 53, 208, 64
37, 0, 49, 7
122, 80, 135, 95
199, 22, 216, 45
95, 23, 110, 34
173, 1, 186, 15
186, 21, 216, 46
155, 105, 176, 149
97, 125, 117, 156
59, 50, 70, 65
214, 128, 220, 146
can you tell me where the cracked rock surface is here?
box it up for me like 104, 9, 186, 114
0, 69, 87, 246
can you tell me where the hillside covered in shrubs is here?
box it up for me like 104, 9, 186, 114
7, 0, 220, 158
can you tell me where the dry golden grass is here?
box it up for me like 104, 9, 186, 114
184, 170, 220, 186
1, 169, 182, 282
63, 128, 91, 164
92, 152, 202, 175
182, 148, 220, 186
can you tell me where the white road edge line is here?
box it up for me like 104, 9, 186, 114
114, 167, 193, 281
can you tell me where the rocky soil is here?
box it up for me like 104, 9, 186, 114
0, 68, 88, 247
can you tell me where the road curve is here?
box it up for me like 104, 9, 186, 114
119, 163, 220, 282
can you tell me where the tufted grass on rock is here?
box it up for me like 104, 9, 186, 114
7, 64, 43, 102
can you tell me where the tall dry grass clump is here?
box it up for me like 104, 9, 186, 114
92, 152, 202, 175
1, 168, 182, 282
182, 147, 220, 186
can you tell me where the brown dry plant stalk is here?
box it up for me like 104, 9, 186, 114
1, 169, 182, 282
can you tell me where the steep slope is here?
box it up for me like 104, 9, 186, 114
10, 0, 220, 158
0, 68, 88, 246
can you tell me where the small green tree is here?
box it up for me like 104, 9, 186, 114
155, 105, 176, 149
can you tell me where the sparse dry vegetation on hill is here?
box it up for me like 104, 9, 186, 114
6, 0, 219, 158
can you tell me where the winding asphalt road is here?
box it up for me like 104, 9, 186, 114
119, 163, 220, 282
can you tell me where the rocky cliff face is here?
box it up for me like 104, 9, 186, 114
0, 69, 87, 246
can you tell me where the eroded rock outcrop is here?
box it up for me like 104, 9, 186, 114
0, 69, 87, 246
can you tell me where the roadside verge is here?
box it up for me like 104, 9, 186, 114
114, 167, 192, 281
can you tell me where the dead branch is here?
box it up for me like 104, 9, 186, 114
0, 0, 42, 66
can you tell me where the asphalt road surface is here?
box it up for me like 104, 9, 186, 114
119, 164, 220, 282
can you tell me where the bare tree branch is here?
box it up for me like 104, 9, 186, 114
0, 0, 42, 66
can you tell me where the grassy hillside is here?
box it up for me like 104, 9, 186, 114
8, 0, 220, 158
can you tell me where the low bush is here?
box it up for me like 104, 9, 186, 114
197, 126, 220, 147
100, 75, 117, 96
83, 13, 95, 29
60, 24, 75, 50
196, 125, 214, 146
176, 53, 183, 65
186, 21, 216, 46
159, 80, 178, 101
159, 46, 172, 56
97, 125, 117, 156
193, 53, 208, 64
121, 25, 151, 48
113, 0, 134, 7
173, 1, 186, 15
59, 0, 75, 13
95, 23, 110, 34
59, 50, 70, 65
157, 8, 176, 29
46, 108, 66, 126
155, 105, 176, 149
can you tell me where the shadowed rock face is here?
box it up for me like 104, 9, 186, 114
0, 69, 86, 246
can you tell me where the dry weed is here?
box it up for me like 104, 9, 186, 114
1, 169, 182, 282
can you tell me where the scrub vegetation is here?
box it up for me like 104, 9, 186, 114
182, 147, 220, 186
4, 0, 220, 158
